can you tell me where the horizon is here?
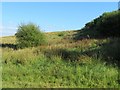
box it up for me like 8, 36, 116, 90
2, 2, 118, 36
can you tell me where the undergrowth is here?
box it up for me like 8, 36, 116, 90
1, 34, 119, 88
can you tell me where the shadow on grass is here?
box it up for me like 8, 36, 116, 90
44, 48, 80, 62
73, 29, 103, 41
43, 38, 120, 67
0, 43, 17, 50
82, 47, 119, 67
79, 38, 119, 67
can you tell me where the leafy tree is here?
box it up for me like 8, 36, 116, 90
15, 23, 45, 48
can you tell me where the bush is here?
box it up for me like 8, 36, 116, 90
96, 10, 120, 37
15, 23, 45, 48
77, 10, 120, 39
58, 32, 65, 37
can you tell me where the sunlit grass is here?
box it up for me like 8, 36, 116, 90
1, 31, 119, 88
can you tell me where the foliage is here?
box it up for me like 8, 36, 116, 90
85, 11, 120, 37
1, 32, 119, 88
75, 10, 120, 39
1, 10, 120, 88
15, 23, 45, 48
58, 32, 65, 37
2, 56, 118, 88
95, 10, 120, 37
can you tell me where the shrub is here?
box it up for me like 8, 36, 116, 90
76, 10, 120, 39
15, 23, 45, 48
96, 10, 120, 37
58, 32, 65, 37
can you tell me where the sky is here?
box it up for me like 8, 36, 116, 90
1, 2, 118, 36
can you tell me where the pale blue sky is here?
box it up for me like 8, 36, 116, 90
2, 2, 118, 36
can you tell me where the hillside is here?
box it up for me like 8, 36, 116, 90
1, 31, 119, 88
75, 10, 120, 39
1, 10, 120, 88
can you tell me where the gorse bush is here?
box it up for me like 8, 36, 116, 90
15, 23, 45, 48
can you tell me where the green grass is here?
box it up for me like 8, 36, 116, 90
2, 57, 118, 88
0, 30, 120, 88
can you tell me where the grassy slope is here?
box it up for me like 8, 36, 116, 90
0, 30, 119, 88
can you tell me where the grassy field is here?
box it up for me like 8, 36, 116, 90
0, 30, 119, 88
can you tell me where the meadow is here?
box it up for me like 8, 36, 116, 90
0, 30, 119, 88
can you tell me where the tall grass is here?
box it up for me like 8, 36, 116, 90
2, 52, 119, 88
1, 31, 119, 88
2, 54, 119, 88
